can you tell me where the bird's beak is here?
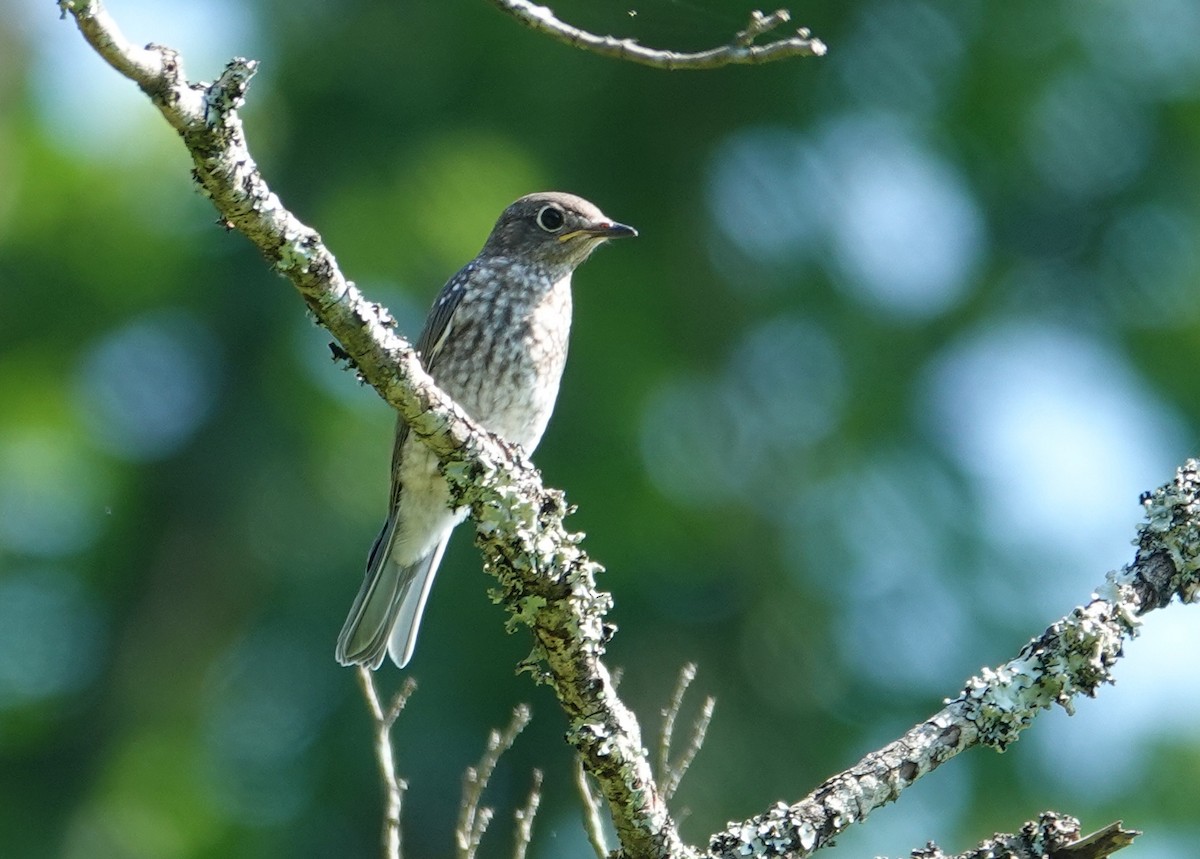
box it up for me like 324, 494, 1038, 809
559, 220, 638, 242
594, 220, 638, 239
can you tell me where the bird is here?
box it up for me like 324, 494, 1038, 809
336, 192, 637, 669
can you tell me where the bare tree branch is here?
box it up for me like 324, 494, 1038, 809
666, 697, 714, 806
1052, 820, 1139, 859
58, 2, 687, 856
458, 705, 532, 859
486, 2, 826, 69
574, 755, 609, 859
356, 669, 418, 859
903, 813, 1137, 859
658, 663, 715, 804
705, 465, 1200, 858
513, 769, 544, 859
658, 663, 693, 787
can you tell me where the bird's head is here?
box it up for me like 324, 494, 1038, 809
481, 191, 637, 272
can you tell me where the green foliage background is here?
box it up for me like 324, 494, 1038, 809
2, 1, 1200, 857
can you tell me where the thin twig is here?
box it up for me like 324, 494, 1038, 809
357, 668, 417, 859
657, 663, 715, 803
657, 662, 696, 787
512, 769, 544, 859
734, 9, 793, 47
486, 1, 825, 69
574, 755, 609, 859
663, 696, 715, 804
658, 663, 694, 786
457, 704, 533, 859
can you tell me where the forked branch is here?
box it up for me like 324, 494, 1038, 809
658, 663, 715, 804
357, 669, 418, 859
486, 1, 826, 69
457, 705, 534, 859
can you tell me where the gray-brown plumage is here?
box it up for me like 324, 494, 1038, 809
336, 192, 636, 669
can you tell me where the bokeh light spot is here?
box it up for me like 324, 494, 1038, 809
1098, 203, 1200, 327
833, 1, 968, 115
75, 309, 220, 462
921, 320, 1186, 593
1024, 71, 1151, 200
1074, 0, 1200, 97
640, 317, 845, 508
0, 430, 111, 557
707, 115, 985, 318
821, 117, 984, 319
200, 629, 337, 826
707, 128, 824, 262
0, 569, 104, 709
785, 452, 972, 693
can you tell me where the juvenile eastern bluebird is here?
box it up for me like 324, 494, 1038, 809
336, 192, 636, 669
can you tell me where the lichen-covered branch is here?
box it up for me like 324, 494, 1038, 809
706, 465, 1200, 858
902, 814, 1136, 859
486, 2, 826, 69
59, 2, 685, 856
1051, 820, 1140, 859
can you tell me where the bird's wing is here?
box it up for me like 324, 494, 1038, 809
384, 264, 473, 509
415, 264, 472, 369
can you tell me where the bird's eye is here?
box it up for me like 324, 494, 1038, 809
536, 205, 565, 233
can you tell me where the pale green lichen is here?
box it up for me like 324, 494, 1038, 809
274, 227, 317, 273
959, 597, 1129, 748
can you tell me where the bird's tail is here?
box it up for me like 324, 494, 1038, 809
335, 518, 450, 670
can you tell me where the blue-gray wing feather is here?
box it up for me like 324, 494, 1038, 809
382, 263, 472, 506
